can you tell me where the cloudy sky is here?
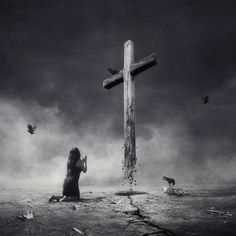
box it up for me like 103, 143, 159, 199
0, 0, 235, 187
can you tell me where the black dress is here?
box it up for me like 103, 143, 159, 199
62, 163, 82, 199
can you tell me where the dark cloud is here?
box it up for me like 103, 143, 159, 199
0, 0, 235, 184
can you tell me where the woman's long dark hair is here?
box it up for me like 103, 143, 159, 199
67, 148, 81, 169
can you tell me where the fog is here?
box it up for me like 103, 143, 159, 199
0, 99, 235, 188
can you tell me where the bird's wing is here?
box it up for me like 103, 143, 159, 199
28, 129, 33, 134
28, 124, 33, 130
162, 176, 169, 181
162, 176, 175, 184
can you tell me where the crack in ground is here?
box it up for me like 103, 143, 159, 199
126, 195, 177, 236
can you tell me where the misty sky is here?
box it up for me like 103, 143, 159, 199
0, 0, 235, 186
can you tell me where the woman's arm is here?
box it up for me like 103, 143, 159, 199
75, 157, 87, 172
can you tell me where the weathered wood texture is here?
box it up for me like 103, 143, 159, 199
103, 40, 157, 185
123, 40, 136, 172
103, 53, 157, 89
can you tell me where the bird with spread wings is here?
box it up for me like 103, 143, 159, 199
27, 124, 37, 135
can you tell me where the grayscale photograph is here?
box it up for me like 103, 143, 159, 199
0, 1, 235, 235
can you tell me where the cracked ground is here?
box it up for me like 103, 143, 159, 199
0, 186, 236, 235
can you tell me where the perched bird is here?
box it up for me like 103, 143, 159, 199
107, 68, 119, 75
202, 96, 209, 104
162, 176, 175, 186
27, 124, 37, 135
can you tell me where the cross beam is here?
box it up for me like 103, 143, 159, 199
103, 53, 157, 89
103, 40, 158, 185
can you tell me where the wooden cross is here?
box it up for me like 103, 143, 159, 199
103, 40, 158, 184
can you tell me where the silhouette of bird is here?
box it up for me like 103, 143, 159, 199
27, 124, 37, 135
162, 176, 175, 186
107, 68, 119, 75
202, 96, 209, 104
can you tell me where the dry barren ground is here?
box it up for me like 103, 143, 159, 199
0, 186, 235, 235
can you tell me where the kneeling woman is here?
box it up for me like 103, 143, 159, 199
49, 148, 87, 202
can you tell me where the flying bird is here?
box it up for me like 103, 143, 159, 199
27, 124, 37, 135
202, 96, 209, 104
162, 176, 175, 186
107, 68, 119, 75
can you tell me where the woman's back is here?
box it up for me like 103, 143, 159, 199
63, 148, 84, 198
66, 161, 81, 178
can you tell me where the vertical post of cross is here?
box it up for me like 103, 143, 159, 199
123, 40, 136, 184
103, 40, 158, 186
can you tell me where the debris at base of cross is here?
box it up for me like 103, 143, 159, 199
72, 204, 80, 210
122, 156, 138, 188
206, 207, 233, 217
161, 186, 190, 196
17, 210, 34, 221
72, 227, 84, 235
